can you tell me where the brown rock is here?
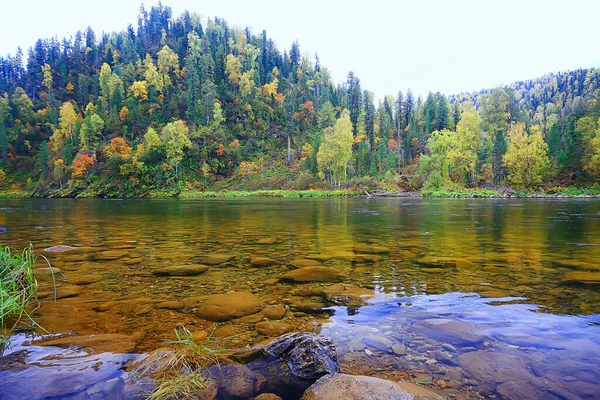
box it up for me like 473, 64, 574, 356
300, 374, 444, 400
323, 283, 372, 306
152, 264, 210, 276
416, 256, 457, 268
353, 244, 390, 254
196, 291, 264, 321
235, 313, 264, 324
35, 267, 63, 276
279, 267, 345, 283
256, 321, 295, 337
289, 259, 320, 268
68, 274, 104, 285
95, 250, 129, 260
35, 333, 138, 353
124, 257, 144, 265
263, 305, 287, 320
155, 300, 186, 310
250, 256, 277, 267
255, 394, 283, 400
197, 254, 236, 265
257, 237, 279, 245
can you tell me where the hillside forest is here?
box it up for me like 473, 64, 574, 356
0, 3, 599, 197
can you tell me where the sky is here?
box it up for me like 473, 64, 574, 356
1, 0, 599, 101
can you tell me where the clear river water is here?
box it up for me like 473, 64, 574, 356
0, 198, 599, 399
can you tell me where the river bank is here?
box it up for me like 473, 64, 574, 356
3, 186, 600, 199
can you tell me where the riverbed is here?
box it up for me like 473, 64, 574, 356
0, 198, 599, 399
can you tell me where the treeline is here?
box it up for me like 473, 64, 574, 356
0, 2, 598, 196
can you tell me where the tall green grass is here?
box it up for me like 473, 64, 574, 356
0, 246, 51, 354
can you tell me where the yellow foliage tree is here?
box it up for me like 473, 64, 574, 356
503, 123, 550, 187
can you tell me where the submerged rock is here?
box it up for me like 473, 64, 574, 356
279, 267, 345, 283
197, 254, 236, 265
250, 256, 277, 267
263, 304, 287, 320
206, 363, 262, 399
289, 259, 320, 269
34, 333, 138, 353
300, 374, 444, 400
196, 291, 264, 321
323, 283, 372, 306
256, 321, 296, 337
152, 264, 210, 276
257, 237, 279, 245
411, 318, 486, 346
68, 274, 104, 285
43, 245, 78, 253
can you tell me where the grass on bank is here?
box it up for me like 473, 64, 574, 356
0, 245, 52, 353
148, 324, 224, 400
180, 189, 361, 198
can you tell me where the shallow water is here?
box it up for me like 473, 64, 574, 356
0, 198, 599, 399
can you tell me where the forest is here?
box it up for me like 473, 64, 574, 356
0, 2, 599, 197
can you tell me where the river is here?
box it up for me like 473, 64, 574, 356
0, 198, 599, 399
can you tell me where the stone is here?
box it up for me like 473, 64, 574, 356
133, 304, 155, 316
256, 321, 296, 337
411, 318, 486, 346
206, 364, 258, 399
416, 256, 457, 268
300, 374, 444, 400
152, 264, 210, 276
235, 313, 264, 324
348, 338, 366, 351
323, 283, 372, 306
563, 271, 600, 284
290, 259, 320, 268
353, 244, 391, 254
155, 300, 186, 310
248, 332, 340, 399
50, 285, 82, 299
124, 257, 144, 265
213, 325, 245, 338
257, 237, 279, 245
95, 250, 129, 260
250, 256, 277, 267
458, 350, 545, 398
43, 245, 78, 253
362, 335, 394, 352
196, 291, 264, 321
352, 254, 383, 263
279, 267, 345, 283
197, 254, 236, 265
263, 304, 287, 320
288, 298, 328, 314
392, 343, 406, 355
68, 274, 104, 285
35, 267, 63, 276
255, 394, 283, 400
34, 333, 138, 353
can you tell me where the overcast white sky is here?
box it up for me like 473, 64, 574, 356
2, 0, 599, 100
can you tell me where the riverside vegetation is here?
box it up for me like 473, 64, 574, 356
0, 3, 599, 198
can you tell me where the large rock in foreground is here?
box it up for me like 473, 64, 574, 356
300, 374, 444, 400
196, 291, 264, 321
248, 332, 340, 399
279, 267, 345, 283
